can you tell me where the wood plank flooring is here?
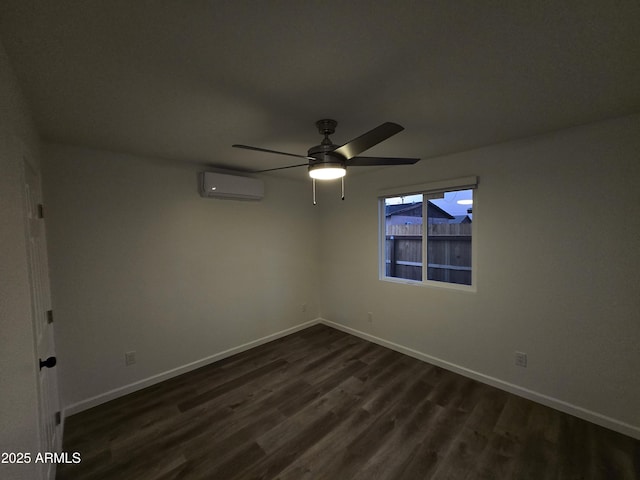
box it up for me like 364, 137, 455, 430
57, 324, 640, 479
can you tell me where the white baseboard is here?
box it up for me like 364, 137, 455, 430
64, 319, 321, 417
64, 317, 639, 440
319, 318, 640, 440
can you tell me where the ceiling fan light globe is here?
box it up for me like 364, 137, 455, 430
308, 166, 346, 180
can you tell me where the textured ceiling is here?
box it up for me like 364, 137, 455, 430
1, 1, 639, 180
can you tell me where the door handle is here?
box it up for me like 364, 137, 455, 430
39, 356, 57, 370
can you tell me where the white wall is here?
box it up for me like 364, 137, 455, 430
319, 114, 640, 436
0, 40, 42, 480
42, 144, 321, 410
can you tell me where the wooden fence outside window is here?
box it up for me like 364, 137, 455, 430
385, 223, 472, 285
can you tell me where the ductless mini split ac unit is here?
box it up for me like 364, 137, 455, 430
199, 172, 264, 200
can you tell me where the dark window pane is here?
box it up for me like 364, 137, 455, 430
384, 195, 423, 281
426, 189, 472, 285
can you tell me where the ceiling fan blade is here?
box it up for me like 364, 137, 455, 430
347, 156, 420, 166
233, 144, 314, 160
333, 122, 404, 159
251, 163, 309, 173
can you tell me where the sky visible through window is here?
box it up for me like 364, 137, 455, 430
385, 190, 473, 217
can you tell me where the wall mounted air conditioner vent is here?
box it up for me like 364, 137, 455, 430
199, 172, 264, 200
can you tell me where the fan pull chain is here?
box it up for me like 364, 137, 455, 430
311, 177, 346, 204
312, 178, 317, 205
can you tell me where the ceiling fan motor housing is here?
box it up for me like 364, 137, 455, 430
309, 119, 346, 170
307, 143, 346, 171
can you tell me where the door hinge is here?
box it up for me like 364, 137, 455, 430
55, 411, 61, 426
47, 310, 54, 324
37, 204, 44, 219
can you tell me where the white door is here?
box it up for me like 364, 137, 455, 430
23, 159, 60, 480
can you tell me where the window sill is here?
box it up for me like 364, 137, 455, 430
379, 275, 477, 293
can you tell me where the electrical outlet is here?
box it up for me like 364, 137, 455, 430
367, 312, 373, 323
125, 351, 136, 366
301, 303, 307, 312
515, 351, 527, 367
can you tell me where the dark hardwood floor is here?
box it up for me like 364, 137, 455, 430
57, 324, 640, 479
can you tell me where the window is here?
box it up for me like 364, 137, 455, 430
379, 177, 477, 288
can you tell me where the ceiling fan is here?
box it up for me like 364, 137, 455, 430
233, 119, 420, 203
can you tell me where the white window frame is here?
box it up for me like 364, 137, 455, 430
378, 176, 478, 291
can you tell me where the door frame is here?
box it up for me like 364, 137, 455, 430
22, 155, 61, 480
